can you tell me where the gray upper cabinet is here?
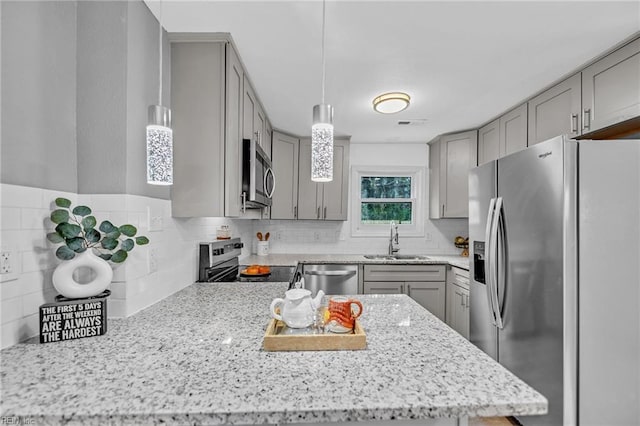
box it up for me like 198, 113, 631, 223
170, 35, 271, 218
528, 73, 582, 144
478, 103, 527, 165
429, 130, 478, 219
478, 119, 500, 165
171, 40, 239, 217
271, 131, 299, 220
582, 38, 640, 134
500, 103, 528, 156
297, 138, 350, 220
243, 77, 270, 158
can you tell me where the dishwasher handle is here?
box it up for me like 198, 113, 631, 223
304, 270, 356, 277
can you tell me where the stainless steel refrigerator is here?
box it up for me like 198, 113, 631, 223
469, 135, 640, 426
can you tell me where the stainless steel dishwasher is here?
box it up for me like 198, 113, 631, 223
301, 264, 358, 295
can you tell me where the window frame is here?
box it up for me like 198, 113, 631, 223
350, 166, 425, 237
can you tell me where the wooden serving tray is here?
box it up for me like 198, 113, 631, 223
263, 319, 367, 351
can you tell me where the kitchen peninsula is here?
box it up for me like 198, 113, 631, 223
0, 283, 546, 425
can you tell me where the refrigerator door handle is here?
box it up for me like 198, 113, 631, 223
488, 197, 503, 329
484, 197, 498, 326
495, 197, 506, 330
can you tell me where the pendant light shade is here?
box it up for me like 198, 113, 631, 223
311, 0, 334, 183
312, 104, 334, 182
146, 105, 173, 185
146, 1, 173, 186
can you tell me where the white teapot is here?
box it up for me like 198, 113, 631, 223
270, 288, 325, 329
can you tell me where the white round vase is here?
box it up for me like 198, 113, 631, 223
52, 250, 113, 299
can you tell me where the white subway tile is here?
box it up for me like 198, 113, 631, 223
107, 298, 126, 318
19, 270, 47, 295
0, 184, 42, 208
1, 207, 21, 230
1, 279, 23, 301
23, 313, 40, 339
1, 319, 22, 349
20, 208, 49, 230
41, 188, 78, 210
1, 296, 23, 323
22, 291, 47, 317
22, 250, 51, 273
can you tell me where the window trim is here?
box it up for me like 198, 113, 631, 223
350, 166, 425, 237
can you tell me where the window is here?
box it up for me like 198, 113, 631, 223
351, 166, 425, 237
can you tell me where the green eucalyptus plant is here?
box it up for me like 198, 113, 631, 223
47, 197, 149, 263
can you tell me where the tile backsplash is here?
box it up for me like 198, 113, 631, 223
0, 184, 255, 349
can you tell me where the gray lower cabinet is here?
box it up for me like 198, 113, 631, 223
170, 38, 244, 218
297, 138, 350, 220
528, 73, 582, 144
429, 130, 478, 219
582, 37, 640, 134
271, 131, 299, 220
445, 266, 470, 339
363, 264, 446, 322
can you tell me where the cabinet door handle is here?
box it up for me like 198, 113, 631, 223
324, 206, 327, 220
317, 207, 320, 219
294, 206, 297, 219
442, 204, 445, 217
570, 114, 578, 134
583, 108, 591, 131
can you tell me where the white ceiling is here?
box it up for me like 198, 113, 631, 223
146, 1, 640, 144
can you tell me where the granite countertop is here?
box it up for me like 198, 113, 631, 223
242, 254, 470, 271
1, 283, 546, 425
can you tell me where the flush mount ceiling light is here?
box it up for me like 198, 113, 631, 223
311, 0, 333, 183
146, 0, 173, 186
373, 92, 411, 114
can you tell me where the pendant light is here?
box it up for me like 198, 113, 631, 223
146, 1, 173, 186
311, 0, 333, 182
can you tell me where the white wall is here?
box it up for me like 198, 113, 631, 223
252, 143, 468, 256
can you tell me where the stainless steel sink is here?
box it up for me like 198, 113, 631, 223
363, 254, 429, 260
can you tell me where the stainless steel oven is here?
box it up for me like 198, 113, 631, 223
242, 138, 274, 209
198, 238, 294, 283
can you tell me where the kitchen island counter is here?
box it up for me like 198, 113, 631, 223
0, 283, 545, 425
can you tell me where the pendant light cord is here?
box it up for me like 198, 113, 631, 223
321, 0, 326, 105
158, 0, 163, 105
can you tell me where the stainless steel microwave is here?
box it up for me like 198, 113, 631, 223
242, 138, 274, 208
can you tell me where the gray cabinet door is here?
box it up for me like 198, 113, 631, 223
171, 42, 226, 218
224, 44, 244, 217
582, 38, 640, 133
363, 281, 403, 294
500, 103, 528, 156
406, 281, 446, 322
439, 130, 477, 218
428, 139, 441, 219
255, 103, 267, 154
270, 131, 299, 220
243, 76, 257, 142
528, 73, 581, 144
297, 138, 321, 219
478, 119, 500, 166
322, 139, 350, 220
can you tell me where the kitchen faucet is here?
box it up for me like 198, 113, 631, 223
388, 222, 399, 255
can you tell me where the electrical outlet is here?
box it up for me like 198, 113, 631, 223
425, 233, 432, 241
276, 231, 283, 241
147, 207, 163, 232
148, 248, 159, 273
313, 232, 321, 242
1, 251, 12, 274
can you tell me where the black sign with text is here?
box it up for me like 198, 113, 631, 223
39, 297, 107, 343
